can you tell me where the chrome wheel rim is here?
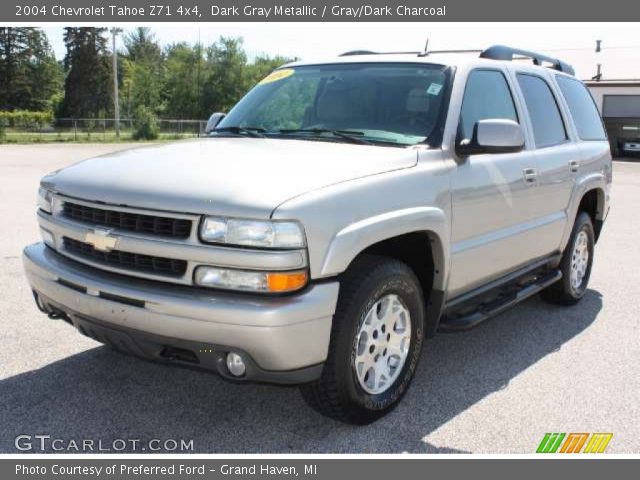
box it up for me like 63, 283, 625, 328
354, 294, 412, 395
570, 230, 589, 292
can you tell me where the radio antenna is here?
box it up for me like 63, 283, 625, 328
419, 37, 430, 57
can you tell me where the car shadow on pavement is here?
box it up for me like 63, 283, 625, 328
0, 290, 602, 454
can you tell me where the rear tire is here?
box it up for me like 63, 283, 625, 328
541, 212, 595, 305
300, 255, 425, 425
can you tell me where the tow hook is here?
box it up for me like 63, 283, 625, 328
33, 291, 69, 321
47, 311, 66, 320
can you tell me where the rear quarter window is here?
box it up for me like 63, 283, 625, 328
556, 76, 607, 141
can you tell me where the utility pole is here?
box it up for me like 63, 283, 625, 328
110, 28, 123, 137
594, 39, 603, 81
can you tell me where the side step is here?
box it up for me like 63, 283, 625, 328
438, 269, 562, 332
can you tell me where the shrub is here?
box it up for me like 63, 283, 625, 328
132, 106, 159, 140
0, 110, 53, 128
0, 114, 7, 140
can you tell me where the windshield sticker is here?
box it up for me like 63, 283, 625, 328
426, 83, 443, 95
259, 69, 294, 85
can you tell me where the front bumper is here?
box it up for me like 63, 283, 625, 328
23, 243, 339, 384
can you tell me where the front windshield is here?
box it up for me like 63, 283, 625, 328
216, 62, 451, 146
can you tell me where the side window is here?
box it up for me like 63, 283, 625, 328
557, 76, 607, 141
516, 74, 567, 148
459, 70, 518, 140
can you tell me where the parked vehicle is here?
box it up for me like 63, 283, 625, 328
618, 124, 640, 156
24, 46, 611, 424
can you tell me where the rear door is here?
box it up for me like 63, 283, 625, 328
554, 75, 611, 243
511, 71, 578, 255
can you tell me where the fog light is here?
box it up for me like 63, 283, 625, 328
194, 266, 308, 293
226, 352, 246, 377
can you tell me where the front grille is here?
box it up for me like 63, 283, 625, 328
62, 202, 192, 238
63, 237, 187, 277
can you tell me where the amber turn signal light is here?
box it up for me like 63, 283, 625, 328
266, 271, 308, 293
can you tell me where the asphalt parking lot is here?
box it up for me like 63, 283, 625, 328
1, 144, 638, 453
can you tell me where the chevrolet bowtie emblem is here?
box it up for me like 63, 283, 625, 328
85, 229, 119, 252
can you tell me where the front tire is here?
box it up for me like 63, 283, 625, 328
300, 255, 425, 424
541, 211, 595, 305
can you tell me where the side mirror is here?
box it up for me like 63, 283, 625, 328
457, 119, 525, 156
205, 112, 226, 134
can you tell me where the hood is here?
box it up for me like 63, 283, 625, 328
43, 138, 418, 218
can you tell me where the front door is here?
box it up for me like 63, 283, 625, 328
448, 68, 539, 298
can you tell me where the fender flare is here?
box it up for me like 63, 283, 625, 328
319, 206, 449, 292
561, 172, 607, 249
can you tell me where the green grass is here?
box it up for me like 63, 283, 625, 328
0, 130, 199, 144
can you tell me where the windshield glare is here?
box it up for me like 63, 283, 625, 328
216, 63, 450, 146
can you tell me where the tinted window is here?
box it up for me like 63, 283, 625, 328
218, 63, 451, 146
517, 74, 567, 148
558, 76, 607, 140
459, 70, 518, 140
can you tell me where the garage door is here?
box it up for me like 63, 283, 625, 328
603, 95, 640, 118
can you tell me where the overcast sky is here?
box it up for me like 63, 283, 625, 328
41, 23, 640, 80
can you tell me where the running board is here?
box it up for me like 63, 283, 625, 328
438, 269, 562, 332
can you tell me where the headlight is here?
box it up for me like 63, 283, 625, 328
37, 187, 53, 213
200, 217, 305, 248
194, 266, 308, 293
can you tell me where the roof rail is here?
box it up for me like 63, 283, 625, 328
339, 50, 378, 56
480, 45, 575, 75
338, 50, 422, 57
339, 49, 481, 57
424, 49, 483, 55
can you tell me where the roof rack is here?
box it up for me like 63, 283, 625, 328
337, 45, 575, 76
339, 50, 377, 56
423, 49, 483, 55
480, 45, 575, 76
339, 49, 481, 57
339, 50, 421, 57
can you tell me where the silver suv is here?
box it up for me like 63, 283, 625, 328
23, 46, 612, 424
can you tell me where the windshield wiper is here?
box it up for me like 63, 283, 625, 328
212, 126, 267, 138
277, 128, 372, 145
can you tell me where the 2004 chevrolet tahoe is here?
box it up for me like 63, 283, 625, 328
23, 45, 612, 424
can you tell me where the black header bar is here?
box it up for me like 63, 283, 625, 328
3, 0, 640, 22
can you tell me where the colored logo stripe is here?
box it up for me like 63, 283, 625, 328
537, 433, 613, 453
537, 433, 566, 453
559, 433, 589, 453
583, 433, 613, 453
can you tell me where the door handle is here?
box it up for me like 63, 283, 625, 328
569, 160, 580, 173
523, 167, 537, 184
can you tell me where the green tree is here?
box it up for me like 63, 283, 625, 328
0, 27, 62, 111
121, 28, 164, 116
160, 36, 295, 119
162, 42, 202, 119
60, 27, 112, 118
200, 37, 248, 117
124, 27, 162, 64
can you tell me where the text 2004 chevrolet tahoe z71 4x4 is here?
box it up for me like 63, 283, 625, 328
24, 46, 611, 424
